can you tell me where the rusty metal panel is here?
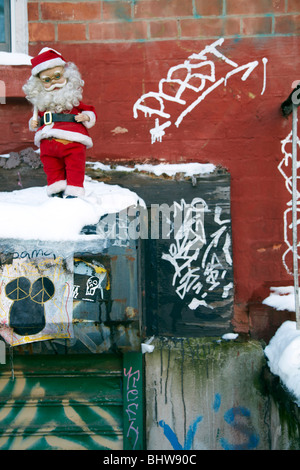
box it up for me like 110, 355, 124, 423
81, 169, 233, 337
140, 170, 234, 337
0, 207, 145, 449
0, 224, 141, 353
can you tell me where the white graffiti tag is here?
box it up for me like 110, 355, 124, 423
133, 37, 268, 143
162, 198, 208, 302
162, 200, 233, 310
279, 131, 300, 274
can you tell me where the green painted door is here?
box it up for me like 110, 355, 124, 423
0, 353, 143, 450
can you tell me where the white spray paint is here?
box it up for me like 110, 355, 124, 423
161, 200, 233, 311
279, 131, 300, 275
133, 38, 268, 143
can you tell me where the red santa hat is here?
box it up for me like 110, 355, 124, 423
31, 48, 66, 76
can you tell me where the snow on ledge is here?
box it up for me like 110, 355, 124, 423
265, 321, 300, 405
0, 161, 217, 242
263, 287, 300, 403
87, 161, 216, 177
262, 286, 296, 312
222, 333, 239, 341
0, 52, 32, 66
0, 176, 145, 241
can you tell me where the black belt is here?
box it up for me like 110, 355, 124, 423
41, 112, 77, 126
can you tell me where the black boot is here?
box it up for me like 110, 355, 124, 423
50, 191, 64, 198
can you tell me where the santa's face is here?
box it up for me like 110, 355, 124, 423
39, 66, 67, 91
23, 62, 84, 113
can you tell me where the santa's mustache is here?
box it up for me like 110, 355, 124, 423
45, 79, 67, 92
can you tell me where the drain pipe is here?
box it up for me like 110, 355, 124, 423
292, 104, 300, 327
282, 86, 300, 327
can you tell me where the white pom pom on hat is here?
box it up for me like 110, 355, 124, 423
31, 48, 66, 76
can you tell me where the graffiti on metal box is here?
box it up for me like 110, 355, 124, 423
161, 199, 233, 312
143, 172, 233, 336
0, 253, 111, 346
73, 258, 110, 303
0, 257, 72, 346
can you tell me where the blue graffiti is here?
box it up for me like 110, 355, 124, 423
212, 392, 221, 413
220, 407, 260, 450
158, 393, 260, 450
159, 416, 203, 450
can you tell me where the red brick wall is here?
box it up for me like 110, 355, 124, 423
2, 0, 300, 339
27, 0, 300, 42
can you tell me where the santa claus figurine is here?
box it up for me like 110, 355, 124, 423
23, 48, 97, 198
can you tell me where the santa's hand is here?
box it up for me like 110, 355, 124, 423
75, 113, 90, 123
31, 119, 39, 129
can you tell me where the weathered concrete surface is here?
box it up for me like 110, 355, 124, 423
145, 337, 300, 450
0, 148, 46, 191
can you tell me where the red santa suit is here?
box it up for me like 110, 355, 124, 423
34, 103, 97, 197
26, 48, 97, 198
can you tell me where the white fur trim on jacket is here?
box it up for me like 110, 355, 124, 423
82, 111, 96, 129
47, 179, 67, 196
34, 125, 93, 148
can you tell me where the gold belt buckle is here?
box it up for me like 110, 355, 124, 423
44, 111, 53, 125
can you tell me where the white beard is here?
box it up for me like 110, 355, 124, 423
23, 63, 84, 113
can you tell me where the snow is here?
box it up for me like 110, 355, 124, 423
265, 321, 300, 404
135, 162, 216, 177
263, 286, 300, 404
141, 336, 155, 354
0, 176, 145, 241
87, 161, 216, 177
0, 52, 32, 66
222, 333, 239, 340
0, 161, 217, 242
262, 286, 296, 312
0, 160, 217, 242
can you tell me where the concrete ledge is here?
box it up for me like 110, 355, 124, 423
145, 336, 300, 450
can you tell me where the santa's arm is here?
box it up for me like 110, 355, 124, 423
76, 103, 97, 129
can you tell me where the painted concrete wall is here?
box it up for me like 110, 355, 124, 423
145, 337, 300, 450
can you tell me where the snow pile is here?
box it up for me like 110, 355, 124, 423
87, 161, 216, 177
135, 162, 216, 177
262, 287, 300, 402
222, 333, 239, 340
0, 161, 217, 241
265, 321, 300, 404
262, 286, 296, 312
0, 52, 32, 65
0, 177, 144, 241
